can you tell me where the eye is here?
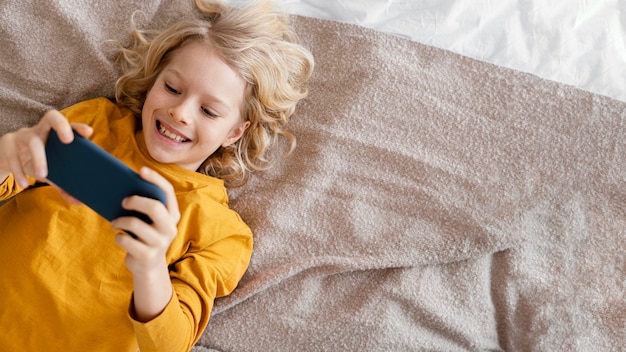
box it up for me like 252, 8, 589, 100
201, 107, 218, 118
164, 83, 180, 94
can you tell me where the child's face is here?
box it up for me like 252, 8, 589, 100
141, 40, 248, 171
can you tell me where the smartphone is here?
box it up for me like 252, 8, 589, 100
45, 129, 166, 224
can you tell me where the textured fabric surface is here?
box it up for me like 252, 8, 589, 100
0, 1, 624, 351
197, 17, 626, 352
279, 0, 626, 103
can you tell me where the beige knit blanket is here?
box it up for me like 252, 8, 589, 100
1, 1, 624, 351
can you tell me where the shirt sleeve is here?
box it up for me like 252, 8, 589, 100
128, 292, 191, 351
128, 231, 253, 352
0, 174, 35, 201
59, 97, 111, 126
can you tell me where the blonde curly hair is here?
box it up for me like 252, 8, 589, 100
115, 0, 314, 187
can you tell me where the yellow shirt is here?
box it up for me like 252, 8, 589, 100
0, 98, 253, 351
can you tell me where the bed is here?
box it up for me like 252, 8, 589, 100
1, 0, 624, 351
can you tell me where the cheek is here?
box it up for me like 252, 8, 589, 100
195, 124, 228, 151
196, 125, 218, 145
143, 87, 158, 109
141, 88, 159, 121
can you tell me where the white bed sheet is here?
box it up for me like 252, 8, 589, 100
276, 0, 626, 102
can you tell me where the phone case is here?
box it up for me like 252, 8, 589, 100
45, 130, 166, 223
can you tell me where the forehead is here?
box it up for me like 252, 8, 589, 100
166, 40, 233, 76
164, 40, 246, 110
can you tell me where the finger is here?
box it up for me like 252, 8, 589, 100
0, 131, 29, 187
59, 189, 82, 206
39, 110, 74, 143
7, 152, 29, 188
112, 215, 157, 245
118, 196, 175, 245
70, 123, 94, 139
115, 232, 168, 274
139, 167, 180, 220
115, 232, 149, 258
124, 195, 169, 224
27, 135, 48, 179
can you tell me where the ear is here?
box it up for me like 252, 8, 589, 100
222, 121, 250, 147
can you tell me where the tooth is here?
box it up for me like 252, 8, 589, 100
159, 124, 186, 142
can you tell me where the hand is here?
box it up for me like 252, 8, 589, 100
111, 167, 181, 322
0, 110, 92, 193
112, 167, 181, 276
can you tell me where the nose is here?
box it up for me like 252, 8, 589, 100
168, 99, 193, 125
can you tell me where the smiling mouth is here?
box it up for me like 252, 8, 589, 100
157, 121, 191, 143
